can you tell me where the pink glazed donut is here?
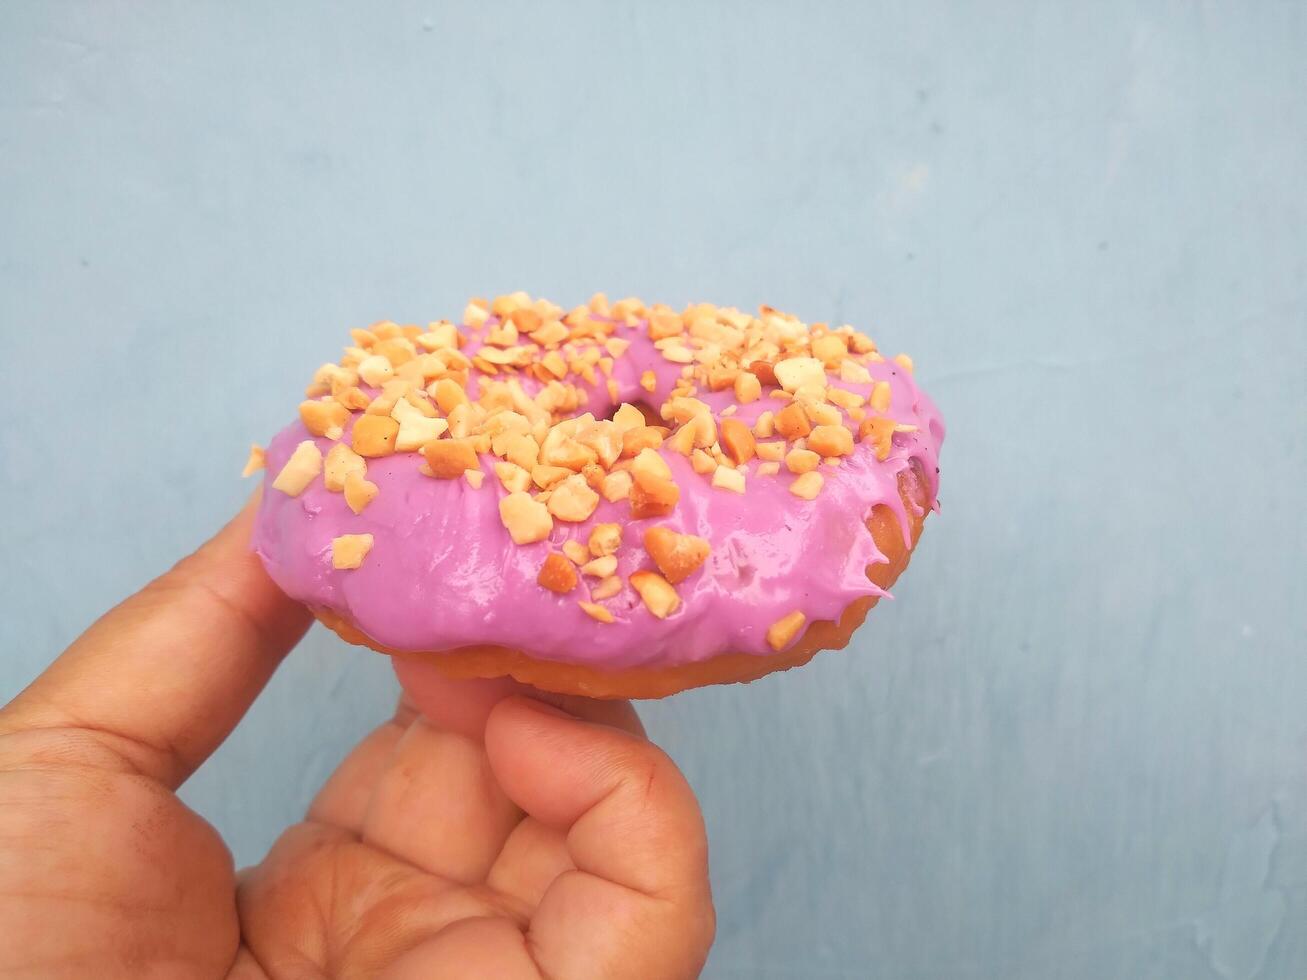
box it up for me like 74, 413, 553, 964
249, 293, 944, 698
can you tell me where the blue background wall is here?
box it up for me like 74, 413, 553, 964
2, 3, 1304, 977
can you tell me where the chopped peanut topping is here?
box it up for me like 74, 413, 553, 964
630, 447, 672, 484
621, 426, 664, 458
493, 461, 532, 494
629, 448, 679, 517
766, 610, 806, 651
612, 403, 646, 432
323, 443, 366, 491
733, 371, 762, 403
351, 415, 400, 457
789, 471, 824, 500
242, 444, 266, 477
643, 527, 710, 584
581, 555, 618, 578
840, 359, 873, 384
432, 377, 469, 414
588, 523, 622, 557
630, 570, 681, 619
343, 471, 379, 514
591, 575, 622, 600
785, 448, 821, 474
393, 403, 449, 452
754, 411, 775, 438
562, 540, 590, 565
826, 387, 865, 412
718, 418, 756, 466
537, 553, 578, 594
774, 357, 825, 392
755, 441, 785, 462
711, 466, 746, 494
578, 601, 615, 623
423, 439, 479, 478
547, 474, 601, 522
893, 353, 914, 373
640, 370, 657, 393
773, 402, 811, 441
532, 464, 573, 490
300, 398, 351, 439
272, 441, 323, 496
600, 470, 633, 502
690, 449, 717, 474
807, 424, 854, 458
331, 533, 374, 570
357, 355, 394, 387
757, 461, 780, 476
499, 492, 553, 545
630, 477, 679, 518
858, 416, 897, 460
811, 334, 847, 366
464, 469, 485, 489
870, 381, 892, 413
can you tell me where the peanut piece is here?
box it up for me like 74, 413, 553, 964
870, 381, 892, 413
733, 371, 762, 404
789, 471, 824, 499
578, 601, 615, 624
629, 570, 681, 619
422, 439, 480, 478
351, 415, 400, 457
591, 575, 622, 600
242, 444, 266, 477
766, 610, 806, 651
357, 355, 394, 387
774, 402, 811, 441
588, 523, 622, 557
643, 527, 710, 584
498, 492, 553, 544
785, 448, 821, 474
546, 474, 601, 523
299, 398, 351, 439
562, 540, 591, 565
711, 465, 746, 494
807, 424, 854, 458
580, 555, 618, 578
494, 461, 532, 494
343, 471, 379, 514
537, 553, 578, 594
331, 533, 374, 570
719, 417, 756, 465
271, 441, 323, 496
324, 443, 366, 491
600, 470, 633, 502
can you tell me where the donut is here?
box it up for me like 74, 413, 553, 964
249, 293, 944, 698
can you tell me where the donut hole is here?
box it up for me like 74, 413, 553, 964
603, 400, 662, 427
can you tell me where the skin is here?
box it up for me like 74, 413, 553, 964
0, 499, 715, 979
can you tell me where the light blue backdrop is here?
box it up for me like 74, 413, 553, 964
2, 3, 1304, 977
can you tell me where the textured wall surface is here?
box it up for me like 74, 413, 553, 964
2, 3, 1305, 977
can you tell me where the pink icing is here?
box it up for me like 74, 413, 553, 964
252, 316, 944, 670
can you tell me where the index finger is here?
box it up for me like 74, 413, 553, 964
0, 495, 310, 787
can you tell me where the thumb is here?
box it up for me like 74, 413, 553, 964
484, 697, 715, 980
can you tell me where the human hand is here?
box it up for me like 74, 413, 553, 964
0, 500, 714, 978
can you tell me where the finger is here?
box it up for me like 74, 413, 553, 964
359, 715, 524, 884
0, 495, 310, 787
381, 918, 540, 980
308, 697, 416, 832
393, 657, 645, 739
485, 817, 575, 910
484, 698, 715, 980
